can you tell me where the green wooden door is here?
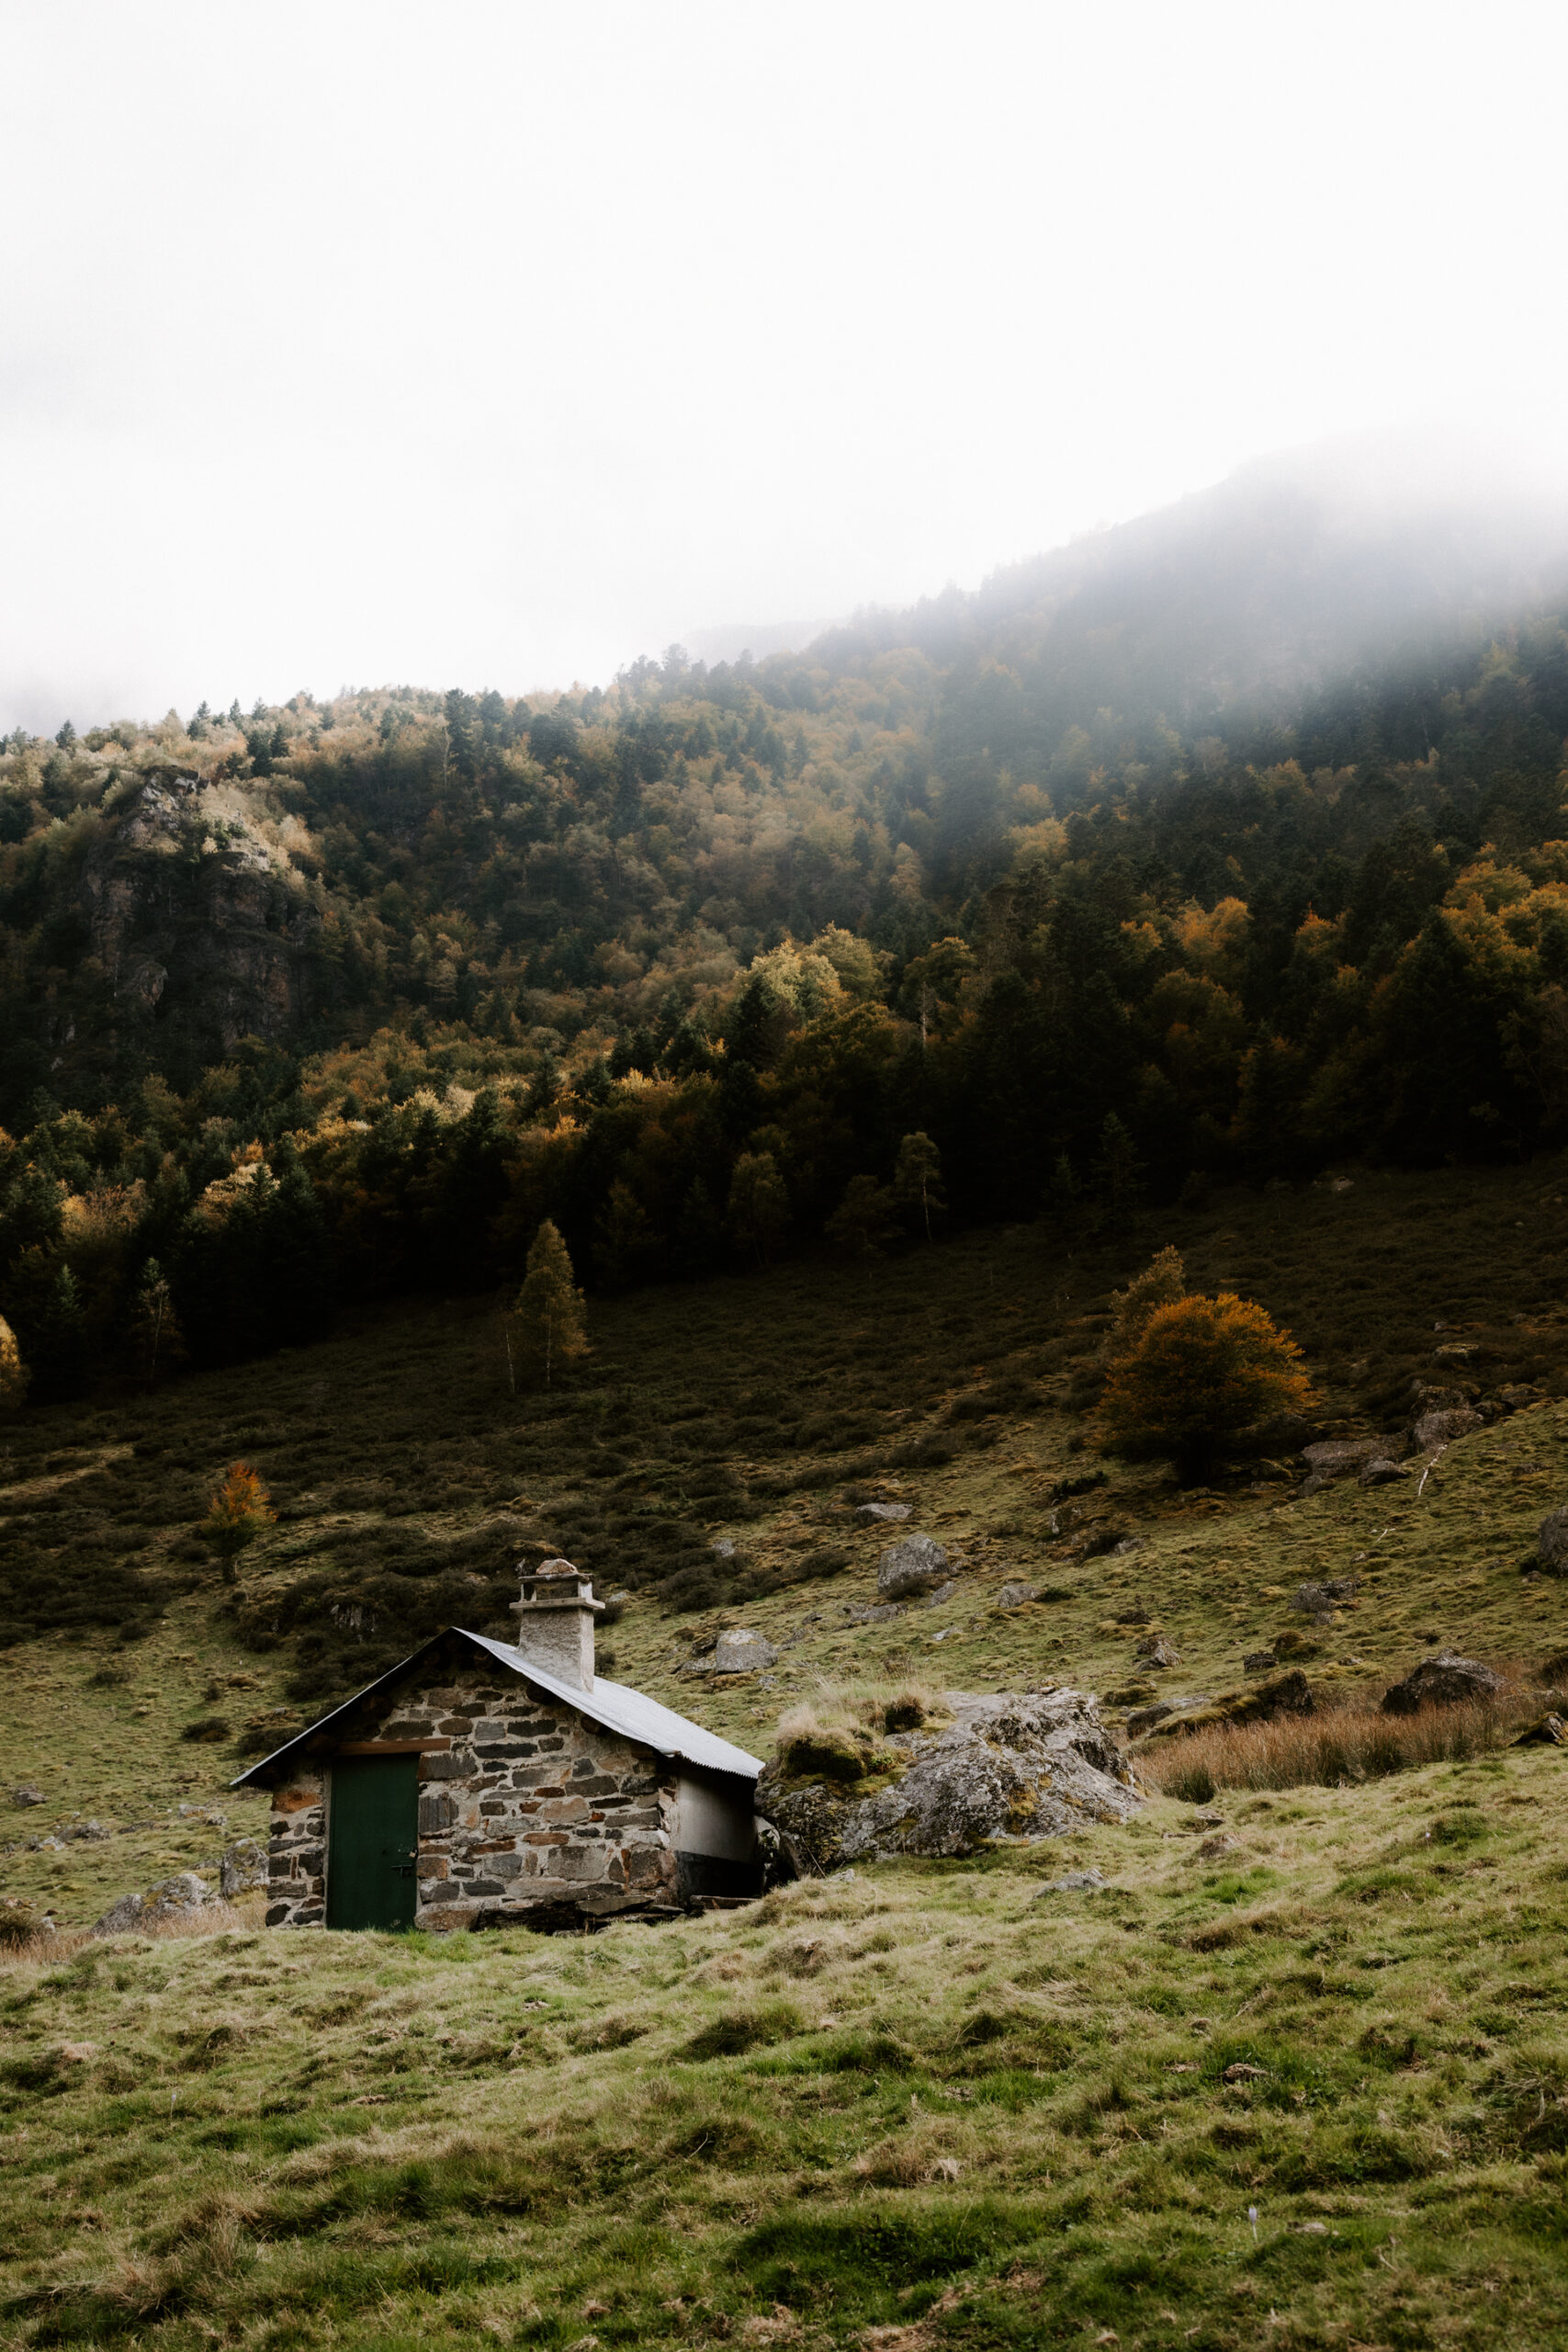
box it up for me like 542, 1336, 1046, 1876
326, 1754, 419, 1930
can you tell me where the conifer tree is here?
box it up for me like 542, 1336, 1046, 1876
127, 1259, 186, 1385
1103, 1245, 1186, 1362
512, 1219, 589, 1387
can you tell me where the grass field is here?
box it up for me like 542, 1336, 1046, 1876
5, 1747, 1568, 2351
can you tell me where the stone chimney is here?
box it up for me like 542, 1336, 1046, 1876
510, 1556, 604, 1691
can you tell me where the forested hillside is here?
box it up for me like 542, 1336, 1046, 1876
6, 467, 1568, 1400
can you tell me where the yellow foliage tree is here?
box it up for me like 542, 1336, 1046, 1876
199, 1461, 276, 1573
1096, 1292, 1315, 1477
511, 1218, 589, 1387
0, 1315, 29, 1413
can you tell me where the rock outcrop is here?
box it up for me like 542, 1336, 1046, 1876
1381, 1654, 1508, 1715
875, 1533, 952, 1599
219, 1838, 268, 1899
1537, 1509, 1568, 1576
92, 1871, 223, 1937
1412, 1407, 1483, 1452
713, 1628, 779, 1674
756, 1687, 1138, 1871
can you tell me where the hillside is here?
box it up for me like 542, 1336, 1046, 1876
5, 1162, 1567, 1927
9, 458, 1568, 1411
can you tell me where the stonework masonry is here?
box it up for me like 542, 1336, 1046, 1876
267, 1673, 684, 1929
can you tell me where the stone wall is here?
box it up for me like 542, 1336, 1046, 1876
267, 1673, 690, 1929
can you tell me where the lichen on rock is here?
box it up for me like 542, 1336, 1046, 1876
756, 1686, 1138, 1871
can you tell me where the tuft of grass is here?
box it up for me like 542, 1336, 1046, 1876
1143, 1687, 1539, 1800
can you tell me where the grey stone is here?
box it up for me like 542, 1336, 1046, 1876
1242, 1648, 1277, 1673
92, 1871, 218, 1938
1035, 1868, 1108, 1894
925, 1579, 959, 1606
1302, 1438, 1387, 1479
11, 1787, 43, 1808
845, 1603, 905, 1625
876, 1532, 951, 1598
997, 1581, 1035, 1609
220, 1838, 267, 1899
853, 1502, 912, 1522
710, 1537, 736, 1559
1135, 1634, 1180, 1668
1359, 1456, 1411, 1486
714, 1628, 779, 1674
1293, 1577, 1359, 1615
1127, 1701, 1177, 1736
1413, 1407, 1483, 1452
757, 1687, 1138, 1868
1538, 1508, 1568, 1575
1382, 1653, 1509, 1716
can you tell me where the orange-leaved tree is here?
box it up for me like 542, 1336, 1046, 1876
200, 1461, 276, 1573
1096, 1292, 1315, 1477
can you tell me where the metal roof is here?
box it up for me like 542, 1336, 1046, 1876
231, 1625, 762, 1789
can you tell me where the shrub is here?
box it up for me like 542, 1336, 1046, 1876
1103, 1246, 1186, 1362
1097, 1291, 1316, 1476
180, 1715, 231, 1744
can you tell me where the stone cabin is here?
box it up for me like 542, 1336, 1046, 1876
232, 1558, 763, 1931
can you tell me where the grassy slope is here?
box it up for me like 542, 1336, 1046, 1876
6, 1160, 1568, 1924
5, 1751, 1568, 2351
6, 1166, 1568, 2343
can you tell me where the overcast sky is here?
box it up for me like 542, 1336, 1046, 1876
3, 0, 1567, 732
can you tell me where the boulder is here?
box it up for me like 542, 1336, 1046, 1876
10, 1786, 44, 1808
1302, 1438, 1387, 1479
1136, 1669, 1314, 1742
1242, 1647, 1277, 1673
1292, 1576, 1359, 1618
713, 1629, 779, 1675
1538, 1509, 1568, 1576
854, 1502, 912, 1523
1359, 1457, 1411, 1487
220, 1838, 268, 1899
1035, 1868, 1108, 1895
845, 1603, 905, 1625
1413, 1407, 1483, 1452
92, 1871, 220, 1937
1381, 1653, 1508, 1716
997, 1581, 1036, 1609
876, 1532, 951, 1599
756, 1686, 1138, 1869
924, 1579, 959, 1607
1127, 1700, 1180, 1736
709, 1537, 737, 1559
1135, 1634, 1180, 1668
1512, 1713, 1567, 1747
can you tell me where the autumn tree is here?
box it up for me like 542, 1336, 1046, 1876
199, 1461, 276, 1576
893, 1131, 946, 1240
511, 1218, 589, 1387
1096, 1292, 1315, 1477
0, 1314, 28, 1412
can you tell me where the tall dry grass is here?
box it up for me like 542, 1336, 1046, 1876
1139, 1690, 1541, 1804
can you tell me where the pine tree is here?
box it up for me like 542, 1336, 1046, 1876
512, 1220, 589, 1387
127, 1259, 186, 1385
1103, 1246, 1186, 1363
892, 1131, 946, 1240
